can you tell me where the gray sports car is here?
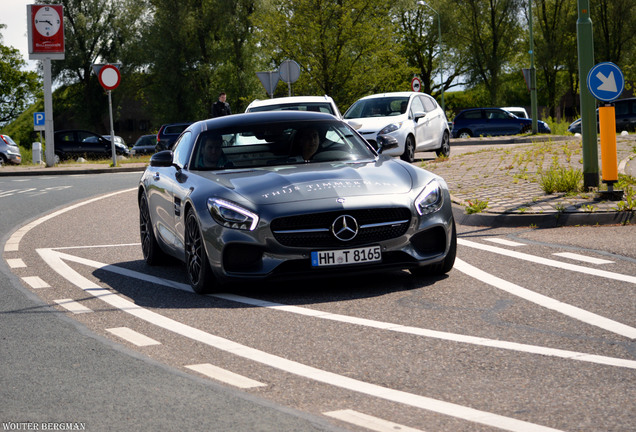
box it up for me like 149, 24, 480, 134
138, 111, 456, 293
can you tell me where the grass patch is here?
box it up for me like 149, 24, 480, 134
539, 164, 583, 194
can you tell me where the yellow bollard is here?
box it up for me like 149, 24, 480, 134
598, 105, 618, 184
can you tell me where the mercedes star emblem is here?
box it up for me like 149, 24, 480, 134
331, 215, 359, 241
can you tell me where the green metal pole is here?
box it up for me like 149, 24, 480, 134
577, 0, 599, 189
528, 0, 538, 134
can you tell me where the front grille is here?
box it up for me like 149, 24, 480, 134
271, 208, 411, 247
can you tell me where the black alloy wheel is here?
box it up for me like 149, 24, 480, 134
185, 209, 214, 294
139, 192, 167, 265
401, 135, 415, 163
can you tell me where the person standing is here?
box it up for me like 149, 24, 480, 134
212, 92, 231, 117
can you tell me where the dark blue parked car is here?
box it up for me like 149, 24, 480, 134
451, 108, 550, 138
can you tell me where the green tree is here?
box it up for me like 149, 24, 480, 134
253, 0, 405, 111
452, 0, 524, 105
530, 0, 578, 117
395, 0, 467, 103
0, 25, 41, 128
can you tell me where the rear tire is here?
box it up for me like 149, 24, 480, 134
435, 131, 450, 157
139, 192, 169, 265
458, 130, 472, 139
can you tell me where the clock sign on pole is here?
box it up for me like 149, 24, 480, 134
28, 4, 65, 167
586, 62, 625, 198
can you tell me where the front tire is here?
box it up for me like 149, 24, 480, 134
401, 135, 415, 163
185, 209, 215, 294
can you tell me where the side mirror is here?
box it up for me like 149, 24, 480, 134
376, 134, 399, 153
413, 112, 426, 122
150, 150, 174, 167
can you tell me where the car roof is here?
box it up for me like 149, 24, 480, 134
355, 92, 423, 100
196, 111, 340, 130
246, 95, 336, 109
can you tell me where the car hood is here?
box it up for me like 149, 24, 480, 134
199, 159, 416, 205
346, 116, 407, 133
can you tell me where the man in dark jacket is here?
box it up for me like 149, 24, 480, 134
212, 92, 231, 117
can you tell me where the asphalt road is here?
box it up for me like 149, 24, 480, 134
1, 173, 343, 432
2, 172, 635, 432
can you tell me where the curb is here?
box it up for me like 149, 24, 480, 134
452, 204, 634, 228
0, 165, 146, 177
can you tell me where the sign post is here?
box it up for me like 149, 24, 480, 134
411, 76, 422, 93
28, 4, 65, 167
93, 64, 121, 167
279, 60, 300, 97
587, 61, 624, 200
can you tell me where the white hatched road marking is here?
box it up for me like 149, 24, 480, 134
3, 188, 134, 252
21, 276, 50, 289
324, 409, 425, 432
106, 327, 161, 347
37, 248, 636, 370
186, 364, 266, 388
454, 258, 636, 339
54, 299, 92, 314
553, 252, 614, 265
7, 258, 26, 268
38, 247, 563, 432
483, 238, 526, 247
458, 238, 636, 284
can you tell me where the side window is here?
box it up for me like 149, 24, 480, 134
616, 101, 628, 116
410, 97, 425, 116
421, 95, 437, 112
172, 131, 194, 169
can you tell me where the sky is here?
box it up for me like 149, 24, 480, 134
1, 0, 40, 71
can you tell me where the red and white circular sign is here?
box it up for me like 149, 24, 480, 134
98, 65, 121, 91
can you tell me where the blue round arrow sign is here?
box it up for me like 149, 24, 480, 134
587, 62, 624, 102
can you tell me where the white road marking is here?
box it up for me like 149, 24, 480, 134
186, 364, 266, 389
553, 252, 614, 265
21, 276, 50, 289
458, 238, 636, 284
454, 258, 636, 339
54, 299, 92, 314
37, 248, 636, 370
7, 258, 26, 268
106, 327, 161, 347
483, 238, 526, 247
3, 188, 135, 252
38, 248, 563, 432
324, 409, 425, 432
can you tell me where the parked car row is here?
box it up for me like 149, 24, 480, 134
568, 97, 636, 134
1, 134, 22, 165
450, 107, 551, 138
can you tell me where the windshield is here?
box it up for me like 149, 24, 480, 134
189, 119, 375, 170
344, 97, 410, 119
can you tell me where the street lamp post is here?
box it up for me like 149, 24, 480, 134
416, 0, 445, 113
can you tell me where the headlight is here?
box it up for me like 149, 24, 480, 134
379, 123, 402, 135
414, 180, 443, 215
207, 198, 259, 231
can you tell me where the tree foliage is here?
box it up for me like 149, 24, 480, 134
0, 26, 41, 128
4, 0, 636, 137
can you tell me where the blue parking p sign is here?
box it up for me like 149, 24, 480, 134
34, 112, 45, 131
587, 62, 624, 102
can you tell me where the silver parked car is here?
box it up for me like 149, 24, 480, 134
138, 111, 456, 294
